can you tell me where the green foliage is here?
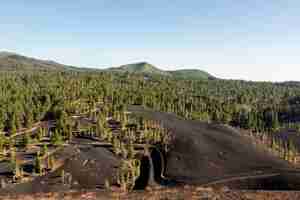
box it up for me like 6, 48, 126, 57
169, 69, 214, 80
47, 154, 54, 170
112, 62, 169, 76
1, 70, 297, 135
2, 58, 300, 188
37, 127, 44, 141
117, 159, 141, 192
50, 129, 63, 146
35, 151, 42, 175
10, 148, 22, 178
0, 134, 6, 153
3, 53, 300, 195
61, 169, 65, 184
20, 133, 31, 149
110, 62, 213, 80
41, 144, 48, 156
24, 106, 34, 128
112, 136, 122, 155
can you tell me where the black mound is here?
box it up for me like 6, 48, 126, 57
129, 106, 298, 188
0, 146, 120, 194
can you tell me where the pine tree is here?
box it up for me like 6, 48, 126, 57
112, 136, 121, 155
10, 148, 22, 179
0, 134, 5, 153
22, 133, 31, 149
66, 124, 73, 141
37, 127, 44, 141
24, 108, 33, 128
47, 154, 54, 170
50, 129, 63, 146
41, 144, 48, 156
272, 111, 280, 131
0, 108, 5, 133
35, 152, 42, 175
7, 112, 17, 135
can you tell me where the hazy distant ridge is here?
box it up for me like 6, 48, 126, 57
110, 62, 215, 80
0, 52, 214, 80
0, 51, 80, 71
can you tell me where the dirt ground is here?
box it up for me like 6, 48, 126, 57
2, 186, 300, 200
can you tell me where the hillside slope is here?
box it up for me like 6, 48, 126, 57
0, 52, 80, 71
169, 69, 214, 80
129, 106, 295, 185
109, 62, 214, 80
0, 52, 214, 80
109, 62, 171, 76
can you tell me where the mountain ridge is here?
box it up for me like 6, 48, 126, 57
109, 61, 215, 80
0, 51, 78, 71
0, 52, 214, 80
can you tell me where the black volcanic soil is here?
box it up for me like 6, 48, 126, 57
129, 106, 300, 186
62, 145, 120, 188
0, 145, 120, 194
2, 106, 300, 195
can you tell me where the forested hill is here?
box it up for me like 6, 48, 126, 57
1, 52, 300, 142
0, 52, 214, 80
169, 69, 214, 80
109, 62, 171, 76
0, 52, 86, 72
109, 62, 215, 80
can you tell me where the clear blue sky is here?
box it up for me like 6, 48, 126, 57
1, 0, 300, 81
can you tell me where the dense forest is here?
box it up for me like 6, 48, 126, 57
1, 70, 300, 135
1, 66, 300, 191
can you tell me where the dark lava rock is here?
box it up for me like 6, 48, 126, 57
129, 106, 294, 185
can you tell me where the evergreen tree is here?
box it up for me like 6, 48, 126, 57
50, 129, 63, 146
35, 152, 42, 175
21, 133, 31, 149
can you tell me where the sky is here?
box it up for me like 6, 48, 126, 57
1, 0, 300, 82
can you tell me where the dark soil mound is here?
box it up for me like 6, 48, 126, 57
0, 145, 120, 194
129, 106, 296, 186
211, 172, 300, 190
63, 146, 120, 188
2, 106, 300, 194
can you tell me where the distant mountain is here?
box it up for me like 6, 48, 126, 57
0, 52, 215, 80
109, 62, 214, 80
0, 51, 81, 71
109, 62, 170, 76
169, 69, 214, 80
